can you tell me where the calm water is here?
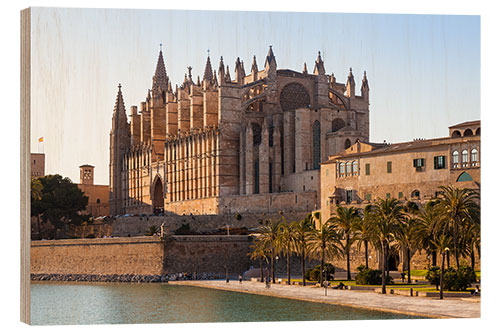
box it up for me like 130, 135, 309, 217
31, 282, 422, 325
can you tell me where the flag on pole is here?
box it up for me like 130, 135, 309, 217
38, 137, 44, 142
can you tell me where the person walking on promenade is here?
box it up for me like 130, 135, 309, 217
239, 275, 242, 284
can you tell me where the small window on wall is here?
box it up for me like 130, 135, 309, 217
365, 193, 372, 201
97, 199, 101, 203
387, 161, 392, 174
365, 163, 370, 175
398, 192, 403, 199
413, 158, 425, 171
353, 161, 358, 175
434, 156, 446, 169
326, 169, 329, 177
386, 193, 391, 199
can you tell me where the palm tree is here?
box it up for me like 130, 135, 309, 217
369, 198, 405, 294
353, 204, 374, 269
328, 206, 360, 280
308, 213, 342, 285
394, 216, 417, 283
277, 215, 294, 285
249, 238, 268, 282
414, 201, 441, 267
257, 218, 281, 283
291, 216, 314, 286
435, 185, 480, 269
432, 233, 453, 299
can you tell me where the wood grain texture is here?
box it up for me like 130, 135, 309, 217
20, 7, 31, 325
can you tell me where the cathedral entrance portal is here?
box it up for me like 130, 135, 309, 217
152, 177, 164, 214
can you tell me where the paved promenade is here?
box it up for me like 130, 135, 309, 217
170, 280, 480, 319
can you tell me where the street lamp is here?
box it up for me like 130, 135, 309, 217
275, 255, 279, 284
225, 265, 229, 283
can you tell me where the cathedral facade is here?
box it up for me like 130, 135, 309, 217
109, 47, 370, 216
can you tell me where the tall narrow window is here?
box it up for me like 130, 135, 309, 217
353, 161, 358, 175
344, 138, 351, 149
452, 151, 459, 168
471, 148, 478, 166
387, 161, 392, 174
462, 150, 469, 168
312, 120, 321, 169
434, 156, 446, 169
346, 162, 352, 175
269, 163, 273, 193
254, 161, 260, 194
365, 163, 370, 175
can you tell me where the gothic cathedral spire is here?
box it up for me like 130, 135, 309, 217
152, 47, 168, 92
203, 54, 213, 83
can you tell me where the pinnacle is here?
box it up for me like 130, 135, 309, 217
203, 55, 213, 82
153, 49, 168, 91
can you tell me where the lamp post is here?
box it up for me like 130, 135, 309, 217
225, 265, 229, 283
275, 255, 279, 284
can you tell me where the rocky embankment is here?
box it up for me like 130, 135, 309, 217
31, 273, 225, 283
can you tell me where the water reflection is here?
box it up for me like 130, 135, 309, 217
31, 282, 422, 325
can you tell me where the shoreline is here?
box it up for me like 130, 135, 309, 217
169, 280, 480, 319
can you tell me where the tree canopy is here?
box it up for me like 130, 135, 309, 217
31, 174, 89, 238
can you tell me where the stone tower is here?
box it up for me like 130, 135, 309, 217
109, 84, 131, 216
79, 164, 94, 185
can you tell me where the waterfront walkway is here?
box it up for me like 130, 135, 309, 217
170, 280, 480, 319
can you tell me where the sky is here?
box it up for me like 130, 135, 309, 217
30, 8, 480, 185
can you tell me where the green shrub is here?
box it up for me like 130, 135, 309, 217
354, 265, 392, 285
85, 233, 96, 239
234, 213, 242, 221
305, 264, 335, 282
426, 266, 441, 290
443, 266, 476, 291
145, 225, 159, 236
174, 223, 191, 235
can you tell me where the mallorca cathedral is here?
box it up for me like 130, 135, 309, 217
109, 47, 370, 216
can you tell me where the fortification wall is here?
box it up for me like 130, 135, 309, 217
31, 235, 254, 278
31, 237, 164, 275
111, 209, 312, 237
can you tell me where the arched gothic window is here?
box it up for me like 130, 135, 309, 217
312, 120, 321, 169
353, 161, 358, 175
457, 172, 473, 182
344, 138, 351, 149
452, 151, 459, 168
252, 123, 262, 146
346, 162, 352, 175
471, 148, 478, 166
462, 150, 469, 167
339, 163, 345, 177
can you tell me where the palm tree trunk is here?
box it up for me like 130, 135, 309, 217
286, 248, 291, 285
471, 247, 475, 272
259, 257, 263, 283
301, 246, 306, 286
320, 247, 325, 285
407, 247, 411, 284
432, 251, 437, 266
364, 240, 369, 268
454, 224, 460, 269
346, 235, 351, 280
382, 242, 387, 294
440, 252, 445, 299
271, 250, 275, 284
